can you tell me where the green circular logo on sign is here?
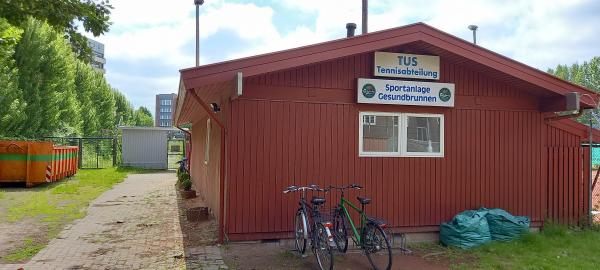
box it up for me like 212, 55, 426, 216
439, 88, 451, 102
362, 83, 376, 98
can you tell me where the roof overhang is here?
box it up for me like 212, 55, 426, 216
548, 119, 600, 143
175, 22, 599, 125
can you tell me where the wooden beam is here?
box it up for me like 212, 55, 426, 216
539, 96, 566, 112
188, 88, 225, 129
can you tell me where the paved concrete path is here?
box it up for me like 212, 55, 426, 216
0, 172, 226, 270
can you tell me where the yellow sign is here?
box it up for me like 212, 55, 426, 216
374, 52, 440, 80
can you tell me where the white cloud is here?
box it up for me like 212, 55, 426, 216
282, 0, 599, 69
91, 0, 286, 113
94, 0, 600, 115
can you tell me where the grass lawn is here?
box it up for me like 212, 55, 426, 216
0, 167, 157, 263
416, 223, 600, 269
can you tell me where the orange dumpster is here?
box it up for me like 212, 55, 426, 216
0, 141, 79, 187
50, 146, 78, 181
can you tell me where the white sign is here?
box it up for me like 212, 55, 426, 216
357, 78, 454, 107
374, 52, 440, 80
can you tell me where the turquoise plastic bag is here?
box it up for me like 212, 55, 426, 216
440, 209, 492, 249
480, 208, 529, 241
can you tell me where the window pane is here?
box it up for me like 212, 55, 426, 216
362, 115, 398, 153
406, 116, 441, 153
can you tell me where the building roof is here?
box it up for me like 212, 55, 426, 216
549, 119, 600, 143
175, 22, 599, 125
118, 126, 179, 131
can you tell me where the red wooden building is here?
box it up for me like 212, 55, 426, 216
174, 23, 599, 242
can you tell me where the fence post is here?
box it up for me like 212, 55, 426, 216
113, 137, 117, 167
78, 139, 83, 169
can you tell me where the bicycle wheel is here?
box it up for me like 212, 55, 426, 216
294, 210, 307, 255
313, 223, 334, 270
332, 209, 348, 253
362, 223, 392, 270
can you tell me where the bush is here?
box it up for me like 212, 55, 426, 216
181, 178, 192, 191
178, 172, 189, 184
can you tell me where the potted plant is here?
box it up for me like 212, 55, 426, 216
179, 173, 196, 199
177, 171, 189, 188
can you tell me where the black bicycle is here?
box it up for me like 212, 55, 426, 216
283, 184, 334, 270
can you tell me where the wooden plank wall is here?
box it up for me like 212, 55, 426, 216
546, 124, 589, 225
190, 116, 222, 220
224, 51, 587, 240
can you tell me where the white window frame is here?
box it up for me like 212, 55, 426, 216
402, 113, 444, 158
363, 115, 376, 125
358, 111, 401, 157
358, 111, 444, 158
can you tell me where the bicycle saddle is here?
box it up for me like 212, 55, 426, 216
311, 196, 326, 205
357, 196, 371, 205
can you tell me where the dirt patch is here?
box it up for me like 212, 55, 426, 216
0, 217, 48, 263
408, 243, 478, 269
222, 242, 455, 270
176, 188, 218, 247
89, 247, 114, 257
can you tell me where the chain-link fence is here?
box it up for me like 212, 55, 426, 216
42, 137, 116, 169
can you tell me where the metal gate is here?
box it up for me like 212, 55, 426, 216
43, 137, 116, 169
167, 139, 185, 169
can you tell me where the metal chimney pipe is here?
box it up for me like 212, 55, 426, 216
346, 23, 357, 37
468, 25, 478, 44
362, 0, 368, 34
195, 0, 204, 66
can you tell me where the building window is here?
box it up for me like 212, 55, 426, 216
363, 115, 376, 125
359, 112, 444, 157
204, 118, 211, 164
404, 114, 443, 156
161, 99, 172, 106
360, 113, 399, 155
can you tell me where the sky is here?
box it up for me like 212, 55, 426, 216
86, 0, 600, 115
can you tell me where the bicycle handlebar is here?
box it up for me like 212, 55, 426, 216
282, 184, 327, 193
327, 183, 363, 190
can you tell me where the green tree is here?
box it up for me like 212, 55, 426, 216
14, 18, 80, 137
0, 0, 113, 61
549, 57, 600, 124
92, 72, 115, 135
74, 60, 100, 135
549, 58, 600, 92
0, 19, 26, 137
75, 60, 118, 136
113, 89, 135, 126
134, 106, 153, 127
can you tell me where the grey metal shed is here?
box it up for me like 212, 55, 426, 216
119, 126, 176, 169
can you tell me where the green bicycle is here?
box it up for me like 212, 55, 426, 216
328, 184, 392, 270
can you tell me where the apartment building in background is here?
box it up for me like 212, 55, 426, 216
155, 93, 177, 127
87, 38, 106, 73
